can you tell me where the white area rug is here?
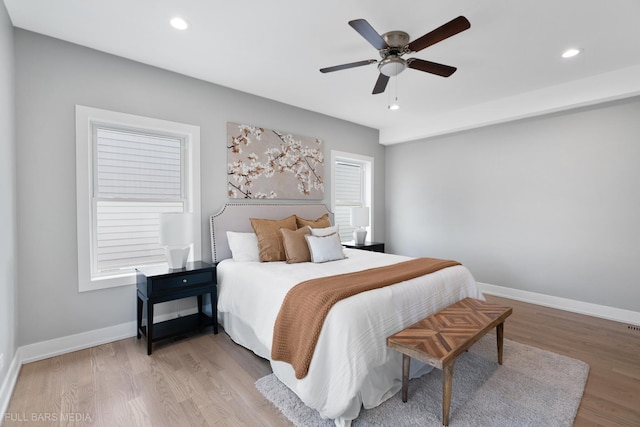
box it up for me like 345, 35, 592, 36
256, 335, 589, 426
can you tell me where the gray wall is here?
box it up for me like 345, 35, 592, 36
14, 29, 383, 346
385, 97, 640, 312
0, 1, 16, 384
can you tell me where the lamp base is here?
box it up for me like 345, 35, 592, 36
165, 245, 191, 269
353, 228, 367, 245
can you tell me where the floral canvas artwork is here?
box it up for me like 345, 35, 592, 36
227, 122, 324, 199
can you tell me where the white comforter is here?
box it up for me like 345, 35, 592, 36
217, 249, 482, 426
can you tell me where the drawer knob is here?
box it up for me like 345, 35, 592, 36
182, 279, 188, 283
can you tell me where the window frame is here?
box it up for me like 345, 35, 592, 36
75, 105, 201, 292
330, 150, 374, 242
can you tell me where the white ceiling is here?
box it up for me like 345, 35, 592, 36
5, 0, 640, 145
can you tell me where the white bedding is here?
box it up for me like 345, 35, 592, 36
217, 248, 483, 426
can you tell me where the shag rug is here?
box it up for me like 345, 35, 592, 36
256, 335, 589, 426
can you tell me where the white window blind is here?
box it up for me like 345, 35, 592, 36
334, 160, 364, 241
92, 127, 186, 276
95, 129, 183, 199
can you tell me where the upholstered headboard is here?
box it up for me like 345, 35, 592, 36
209, 203, 333, 263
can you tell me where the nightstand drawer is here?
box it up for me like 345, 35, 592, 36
152, 271, 213, 292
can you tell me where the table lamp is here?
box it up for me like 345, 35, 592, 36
160, 213, 193, 269
350, 207, 370, 245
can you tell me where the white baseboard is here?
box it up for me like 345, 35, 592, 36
19, 322, 138, 365
0, 350, 22, 421
19, 306, 203, 364
478, 282, 640, 326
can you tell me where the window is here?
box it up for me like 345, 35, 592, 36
331, 151, 373, 242
76, 106, 201, 291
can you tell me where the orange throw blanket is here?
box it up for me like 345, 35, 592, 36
271, 257, 461, 379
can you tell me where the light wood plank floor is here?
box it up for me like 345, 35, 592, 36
4, 296, 639, 426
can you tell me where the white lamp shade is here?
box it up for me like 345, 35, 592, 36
160, 213, 193, 246
350, 207, 370, 228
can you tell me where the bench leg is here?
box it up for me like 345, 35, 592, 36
402, 354, 410, 402
442, 361, 454, 426
496, 321, 504, 365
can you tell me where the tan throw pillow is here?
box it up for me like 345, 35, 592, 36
296, 213, 331, 229
250, 215, 297, 262
280, 227, 311, 263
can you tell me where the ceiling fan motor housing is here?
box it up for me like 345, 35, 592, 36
382, 30, 410, 48
378, 31, 410, 76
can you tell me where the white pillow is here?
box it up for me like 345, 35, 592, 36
305, 232, 345, 263
309, 224, 339, 237
226, 231, 260, 262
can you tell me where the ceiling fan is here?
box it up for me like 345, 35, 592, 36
320, 16, 470, 94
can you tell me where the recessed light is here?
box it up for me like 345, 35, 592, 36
562, 48, 582, 58
170, 17, 189, 30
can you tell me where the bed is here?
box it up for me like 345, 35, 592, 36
210, 203, 483, 426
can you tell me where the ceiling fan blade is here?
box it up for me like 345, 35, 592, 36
408, 58, 457, 77
349, 19, 388, 50
372, 74, 390, 94
407, 16, 470, 53
320, 59, 377, 73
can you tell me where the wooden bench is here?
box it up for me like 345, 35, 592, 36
386, 297, 512, 426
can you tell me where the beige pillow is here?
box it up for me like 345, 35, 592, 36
280, 227, 311, 263
250, 215, 297, 262
296, 213, 331, 229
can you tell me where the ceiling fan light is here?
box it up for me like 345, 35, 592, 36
379, 57, 406, 77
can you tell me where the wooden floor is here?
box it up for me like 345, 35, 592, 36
4, 296, 640, 426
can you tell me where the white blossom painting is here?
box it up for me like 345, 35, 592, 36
227, 122, 324, 199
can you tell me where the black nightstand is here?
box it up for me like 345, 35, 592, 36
342, 241, 385, 253
136, 261, 217, 355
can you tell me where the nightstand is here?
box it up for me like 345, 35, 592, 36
136, 261, 217, 355
342, 241, 385, 253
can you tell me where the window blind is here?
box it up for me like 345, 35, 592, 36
334, 161, 364, 242
93, 127, 185, 275
95, 128, 182, 199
